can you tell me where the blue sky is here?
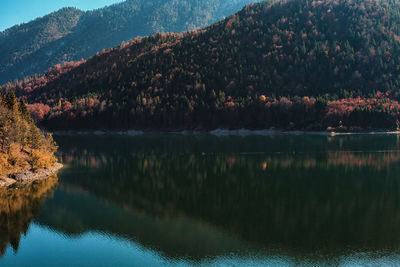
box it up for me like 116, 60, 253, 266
0, 0, 124, 31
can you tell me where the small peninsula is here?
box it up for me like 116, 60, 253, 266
0, 90, 61, 187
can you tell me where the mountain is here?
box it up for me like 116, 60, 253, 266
4, 0, 400, 131
0, 0, 258, 84
0, 8, 83, 83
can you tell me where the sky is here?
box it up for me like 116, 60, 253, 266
0, 0, 125, 31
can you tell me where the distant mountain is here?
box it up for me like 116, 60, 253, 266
4, 0, 400, 131
0, 0, 257, 84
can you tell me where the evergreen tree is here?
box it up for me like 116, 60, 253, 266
18, 99, 32, 122
4, 90, 16, 110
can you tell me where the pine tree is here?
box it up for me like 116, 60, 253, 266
4, 90, 17, 110
29, 123, 42, 149
19, 99, 32, 122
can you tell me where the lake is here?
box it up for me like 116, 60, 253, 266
2, 133, 400, 266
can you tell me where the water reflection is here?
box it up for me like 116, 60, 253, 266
0, 177, 58, 257
34, 134, 400, 262
36, 187, 250, 260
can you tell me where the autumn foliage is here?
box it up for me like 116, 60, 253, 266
0, 0, 257, 84
0, 91, 58, 177
4, 0, 400, 131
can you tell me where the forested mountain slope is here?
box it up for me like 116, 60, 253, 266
0, 0, 257, 84
4, 0, 400, 131
0, 91, 57, 176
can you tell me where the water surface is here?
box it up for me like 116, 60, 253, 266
1, 133, 400, 266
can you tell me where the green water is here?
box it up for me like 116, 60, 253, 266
2, 133, 400, 266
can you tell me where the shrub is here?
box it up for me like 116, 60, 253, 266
29, 149, 57, 170
7, 143, 24, 167
0, 154, 9, 173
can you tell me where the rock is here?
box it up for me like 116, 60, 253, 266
2, 163, 63, 188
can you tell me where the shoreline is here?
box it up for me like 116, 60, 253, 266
0, 163, 63, 188
51, 129, 400, 136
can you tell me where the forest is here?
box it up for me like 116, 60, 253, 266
3, 0, 400, 131
0, 0, 256, 84
0, 90, 57, 176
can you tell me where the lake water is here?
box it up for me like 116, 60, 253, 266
2, 133, 400, 266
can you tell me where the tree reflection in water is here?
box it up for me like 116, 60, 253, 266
0, 176, 58, 257
44, 134, 400, 260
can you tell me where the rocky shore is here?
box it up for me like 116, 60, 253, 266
0, 163, 63, 187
